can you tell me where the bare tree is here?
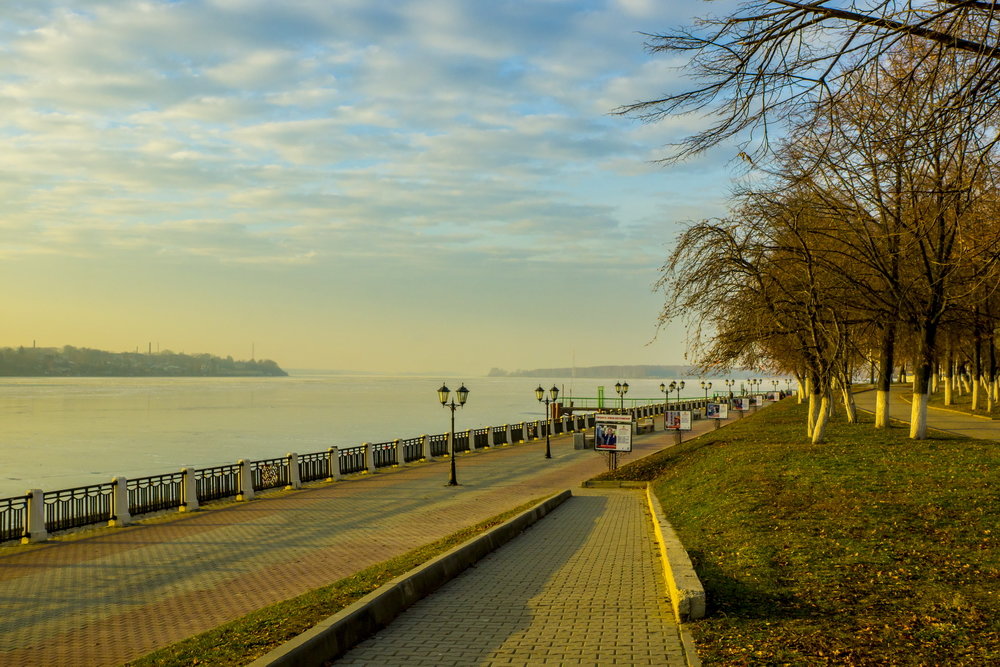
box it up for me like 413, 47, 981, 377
618, 1, 1000, 161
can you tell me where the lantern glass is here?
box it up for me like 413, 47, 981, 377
535, 385, 545, 402
438, 384, 450, 405
549, 385, 559, 401
456, 384, 470, 406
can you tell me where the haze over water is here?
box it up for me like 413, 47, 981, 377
0, 373, 699, 499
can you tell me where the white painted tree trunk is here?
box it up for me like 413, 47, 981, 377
807, 391, 817, 437
960, 374, 971, 395
811, 395, 829, 444
943, 368, 953, 405
840, 383, 857, 423
798, 377, 807, 404
875, 390, 890, 428
972, 377, 980, 411
909, 391, 929, 440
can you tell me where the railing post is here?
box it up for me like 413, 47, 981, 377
364, 442, 376, 473
394, 439, 405, 466
467, 429, 476, 452
561, 415, 569, 433
504, 424, 512, 445
421, 435, 433, 461
180, 468, 199, 512
286, 453, 301, 489
110, 477, 131, 527
24, 489, 48, 544
238, 459, 255, 501
327, 447, 342, 481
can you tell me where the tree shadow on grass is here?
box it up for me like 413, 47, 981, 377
689, 550, 821, 620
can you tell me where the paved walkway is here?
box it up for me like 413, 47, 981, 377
853, 385, 1000, 439
336, 489, 686, 666
0, 413, 728, 666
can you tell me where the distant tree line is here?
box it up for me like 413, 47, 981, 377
0, 346, 287, 377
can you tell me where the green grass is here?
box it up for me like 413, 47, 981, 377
603, 399, 1000, 665
926, 390, 1000, 419
127, 496, 549, 667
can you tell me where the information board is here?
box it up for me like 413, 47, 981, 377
664, 410, 692, 431
595, 414, 633, 452
706, 403, 729, 419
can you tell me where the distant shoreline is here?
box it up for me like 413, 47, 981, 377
0, 346, 288, 377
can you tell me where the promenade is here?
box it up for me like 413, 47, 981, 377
0, 413, 719, 666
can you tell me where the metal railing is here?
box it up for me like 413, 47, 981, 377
196, 464, 242, 503
127, 472, 184, 516
44, 483, 115, 533
299, 451, 331, 483
252, 457, 290, 492
2, 405, 641, 544
0, 494, 28, 543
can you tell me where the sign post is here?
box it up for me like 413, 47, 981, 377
663, 410, 692, 444
595, 413, 633, 470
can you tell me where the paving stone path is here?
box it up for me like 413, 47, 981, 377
336, 489, 687, 666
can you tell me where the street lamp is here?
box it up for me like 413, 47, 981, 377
701, 380, 712, 401
437, 382, 469, 486
660, 382, 669, 414
724, 379, 735, 400
676, 380, 685, 402
614, 381, 629, 411
535, 385, 560, 459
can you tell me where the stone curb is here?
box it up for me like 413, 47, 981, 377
246, 489, 572, 667
646, 484, 706, 623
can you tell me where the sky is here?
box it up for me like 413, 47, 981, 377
0, 0, 738, 375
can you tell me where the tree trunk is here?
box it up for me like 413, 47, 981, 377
811, 394, 829, 444
909, 326, 937, 440
943, 349, 953, 406
839, 380, 857, 423
875, 324, 895, 428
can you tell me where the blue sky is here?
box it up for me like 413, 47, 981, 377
0, 0, 736, 374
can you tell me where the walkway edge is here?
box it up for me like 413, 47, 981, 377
247, 489, 573, 667
646, 484, 706, 622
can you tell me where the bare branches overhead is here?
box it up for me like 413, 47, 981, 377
618, 1, 1000, 161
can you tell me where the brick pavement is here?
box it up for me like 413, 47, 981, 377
0, 416, 725, 666
336, 489, 687, 666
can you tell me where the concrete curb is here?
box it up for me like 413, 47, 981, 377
247, 489, 573, 667
646, 484, 706, 623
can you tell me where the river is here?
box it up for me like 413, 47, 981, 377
0, 373, 705, 499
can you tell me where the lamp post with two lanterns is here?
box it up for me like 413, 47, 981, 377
437, 383, 469, 487
668, 380, 685, 403
614, 381, 629, 411
535, 385, 560, 459
701, 380, 712, 402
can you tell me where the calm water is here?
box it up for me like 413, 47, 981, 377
0, 374, 699, 498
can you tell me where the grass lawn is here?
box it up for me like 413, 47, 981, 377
127, 496, 548, 667
925, 390, 1000, 419
595, 399, 1000, 665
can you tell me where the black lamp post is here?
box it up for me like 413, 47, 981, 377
701, 380, 712, 402
673, 380, 685, 402
659, 382, 669, 414
438, 383, 469, 486
535, 384, 560, 459
614, 381, 629, 411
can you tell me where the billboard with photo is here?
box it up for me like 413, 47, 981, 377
753, 394, 764, 406
734, 397, 751, 411
595, 414, 633, 452
706, 402, 729, 419
664, 410, 692, 431
769, 391, 781, 402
